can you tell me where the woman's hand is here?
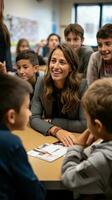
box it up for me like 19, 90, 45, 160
55, 129, 77, 147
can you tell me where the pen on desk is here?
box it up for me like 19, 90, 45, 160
33, 148, 52, 155
52, 148, 60, 153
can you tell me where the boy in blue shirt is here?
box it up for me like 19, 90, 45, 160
0, 74, 46, 200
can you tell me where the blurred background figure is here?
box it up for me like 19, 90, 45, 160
64, 23, 93, 77
87, 23, 112, 85
15, 38, 45, 67
16, 38, 30, 56
36, 33, 61, 63
0, 0, 13, 71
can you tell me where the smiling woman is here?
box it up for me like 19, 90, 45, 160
30, 43, 87, 147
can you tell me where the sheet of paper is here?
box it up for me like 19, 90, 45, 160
28, 143, 67, 162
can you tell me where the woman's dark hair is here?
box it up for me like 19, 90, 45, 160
44, 43, 82, 114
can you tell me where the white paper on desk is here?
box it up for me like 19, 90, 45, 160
28, 143, 67, 162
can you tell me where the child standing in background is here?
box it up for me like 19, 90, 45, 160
64, 23, 93, 77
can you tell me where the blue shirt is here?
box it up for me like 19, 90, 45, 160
0, 123, 46, 200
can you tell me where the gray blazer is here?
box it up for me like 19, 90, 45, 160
30, 76, 87, 135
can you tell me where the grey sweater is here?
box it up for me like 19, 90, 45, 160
87, 51, 112, 85
61, 140, 112, 199
78, 45, 93, 76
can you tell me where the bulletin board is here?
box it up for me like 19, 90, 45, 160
4, 15, 38, 43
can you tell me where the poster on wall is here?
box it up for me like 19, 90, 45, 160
4, 15, 38, 44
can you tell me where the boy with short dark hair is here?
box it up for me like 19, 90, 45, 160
61, 78, 112, 200
16, 49, 44, 99
87, 23, 112, 85
16, 50, 44, 88
64, 23, 93, 76
0, 74, 46, 200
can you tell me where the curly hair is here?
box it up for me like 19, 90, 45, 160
43, 43, 82, 114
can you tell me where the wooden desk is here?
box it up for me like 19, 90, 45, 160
13, 127, 65, 190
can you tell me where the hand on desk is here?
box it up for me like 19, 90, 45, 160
48, 124, 95, 147
55, 129, 76, 147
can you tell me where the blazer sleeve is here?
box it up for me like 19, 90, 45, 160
30, 76, 54, 135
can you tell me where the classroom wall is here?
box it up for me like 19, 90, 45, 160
4, 0, 60, 42
4, 0, 112, 42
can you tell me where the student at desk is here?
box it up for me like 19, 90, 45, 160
61, 78, 112, 200
16, 49, 44, 100
30, 43, 87, 147
0, 74, 46, 200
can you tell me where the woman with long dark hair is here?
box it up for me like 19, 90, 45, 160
30, 43, 87, 146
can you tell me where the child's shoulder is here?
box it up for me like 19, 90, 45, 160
0, 129, 22, 152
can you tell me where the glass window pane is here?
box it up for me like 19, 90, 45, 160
102, 5, 112, 25
77, 5, 100, 46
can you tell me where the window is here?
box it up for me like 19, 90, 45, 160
73, 4, 112, 47
102, 5, 112, 25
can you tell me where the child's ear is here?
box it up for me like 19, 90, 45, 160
7, 109, 16, 125
94, 119, 103, 132
34, 65, 39, 73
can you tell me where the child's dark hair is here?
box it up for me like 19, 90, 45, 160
97, 23, 112, 39
47, 33, 61, 43
82, 78, 112, 133
16, 38, 30, 55
0, 74, 32, 122
16, 50, 39, 66
64, 23, 84, 40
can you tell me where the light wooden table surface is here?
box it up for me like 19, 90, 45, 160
13, 126, 65, 189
